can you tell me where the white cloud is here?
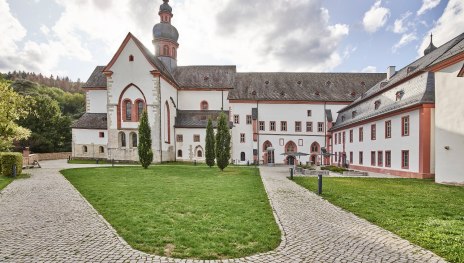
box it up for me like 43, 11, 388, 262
417, 0, 441, 16
393, 33, 417, 52
417, 0, 464, 56
1, 0, 351, 77
0, 0, 27, 67
361, 66, 377, 73
363, 0, 391, 33
392, 11, 412, 34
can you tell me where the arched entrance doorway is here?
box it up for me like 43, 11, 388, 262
262, 141, 274, 165
310, 142, 320, 165
285, 141, 297, 165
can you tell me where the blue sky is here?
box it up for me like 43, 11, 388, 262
1, 0, 462, 82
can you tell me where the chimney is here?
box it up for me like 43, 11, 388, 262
386, 66, 396, 81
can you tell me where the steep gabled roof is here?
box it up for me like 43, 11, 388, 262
82, 66, 107, 89
102, 32, 178, 86
173, 66, 236, 89
341, 32, 464, 112
228, 72, 386, 101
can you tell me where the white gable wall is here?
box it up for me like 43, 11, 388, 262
435, 62, 464, 184
87, 90, 108, 113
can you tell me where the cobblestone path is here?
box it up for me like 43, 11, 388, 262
0, 161, 446, 262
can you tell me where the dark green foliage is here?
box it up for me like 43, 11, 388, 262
205, 118, 215, 167
215, 112, 231, 171
138, 111, 153, 169
0, 152, 23, 177
321, 165, 348, 174
16, 95, 72, 153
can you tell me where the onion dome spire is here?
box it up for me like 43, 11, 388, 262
424, 33, 437, 55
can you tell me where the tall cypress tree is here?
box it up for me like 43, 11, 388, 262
138, 110, 153, 169
215, 112, 231, 171
205, 118, 215, 167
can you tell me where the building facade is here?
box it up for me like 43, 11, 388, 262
71, 0, 385, 165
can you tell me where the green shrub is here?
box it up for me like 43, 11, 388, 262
0, 152, 23, 176
321, 165, 347, 174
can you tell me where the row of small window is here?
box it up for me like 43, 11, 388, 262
177, 149, 203, 158
334, 116, 409, 144
82, 145, 105, 154
234, 117, 325, 133
176, 134, 200, 142
119, 132, 138, 148
235, 111, 313, 125
341, 93, 406, 122
335, 150, 410, 169
122, 99, 145, 122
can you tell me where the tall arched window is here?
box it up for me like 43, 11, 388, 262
197, 150, 203, 158
130, 132, 138, 148
119, 132, 126, 147
177, 150, 183, 157
285, 141, 297, 153
172, 47, 176, 58
83, 145, 88, 153
164, 101, 170, 144
124, 100, 132, 121
200, 101, 209, 110
163, 45, 169, 56
241, 152, 246, 161
99, 146, 105, 153
136, 100, 144, 120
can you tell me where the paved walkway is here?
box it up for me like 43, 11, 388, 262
0, 160, 446, 262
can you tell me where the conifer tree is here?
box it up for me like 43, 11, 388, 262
205, 118, 215, 167
215, 112, 231, 171
138, 110, 153, 169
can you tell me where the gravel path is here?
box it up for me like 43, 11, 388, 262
0, 160, 446, 262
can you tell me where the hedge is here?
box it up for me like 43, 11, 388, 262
0, 152, 23, 177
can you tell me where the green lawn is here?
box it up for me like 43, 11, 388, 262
62, 166, 280, 260
294, 177, 464, 263
0, 174, 30, 191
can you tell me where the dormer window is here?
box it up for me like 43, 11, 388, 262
341, 116, 346, 122
129, 55, 134, 62
374, 100, 381, 110
352, 111, 357, 118
396, 90, 405, 101
200, 101, 209, 110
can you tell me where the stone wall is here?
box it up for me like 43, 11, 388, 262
35, 152, 73, 161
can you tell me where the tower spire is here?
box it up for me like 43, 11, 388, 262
424, 32, 437, 55
152, 0, 179, 71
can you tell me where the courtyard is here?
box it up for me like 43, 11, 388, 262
0, 160, 449, 262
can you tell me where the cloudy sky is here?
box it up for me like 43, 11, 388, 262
1, 0, 463, 81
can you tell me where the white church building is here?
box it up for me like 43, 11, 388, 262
71, 0, 464, 184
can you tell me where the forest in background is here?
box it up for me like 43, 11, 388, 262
0, 72, 86, 153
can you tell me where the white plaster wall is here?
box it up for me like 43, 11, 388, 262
175, 128, 207, 162
230, 102, 347, 164
73, 129, 108, 144
160, 78, 178, 161
178, 90, 229, 110
332, 109, 420, 173
435, 63, 464, 184
87, 90, 107, 113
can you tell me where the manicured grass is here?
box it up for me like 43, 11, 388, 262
68, 159, 137, 165
62, 166, 280, 259
0, 174, 30, 191
294, 177, 464, 263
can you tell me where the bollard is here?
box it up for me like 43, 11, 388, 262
194, 160, 197, 166
96, 159, 99, 164
318, 174, 322, 195
12, 164, 17, 178
247, 160, 250, 166
290, 168, 294, 180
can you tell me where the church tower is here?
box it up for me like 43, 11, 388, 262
152, 0, 179, 71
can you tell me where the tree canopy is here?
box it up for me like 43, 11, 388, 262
205, 118, 215, 167
215, 112, 231, 171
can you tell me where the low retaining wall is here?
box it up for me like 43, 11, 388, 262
35, 152, 72, 161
